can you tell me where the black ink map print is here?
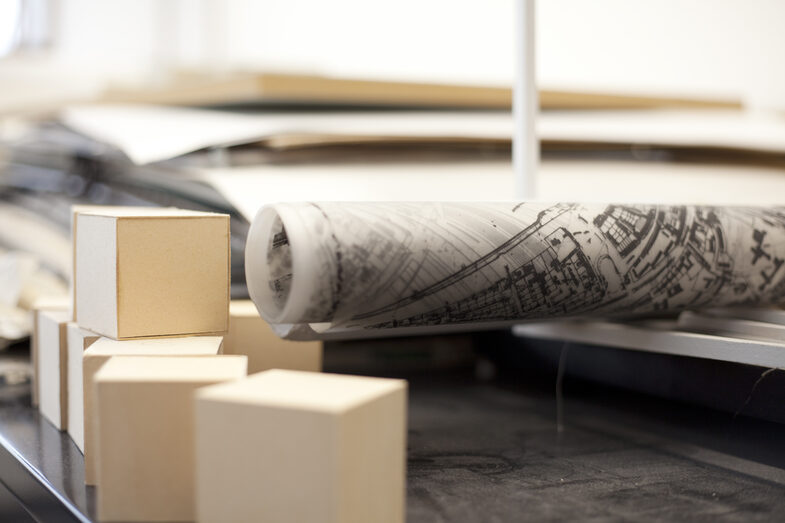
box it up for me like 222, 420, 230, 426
246, 202, 785, 339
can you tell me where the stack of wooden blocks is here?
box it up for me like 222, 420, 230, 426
30, 205, 407, 522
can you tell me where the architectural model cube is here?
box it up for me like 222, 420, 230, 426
30, 295, 69, 406
94, 355, 247, 522
69, 204, 139, 320
37, 310, 71, 430
223, 300, 322, 373
82, 335, 224, 485
195, 369, 407, 523
65, 323, 100, 452
74, 208, 230, 339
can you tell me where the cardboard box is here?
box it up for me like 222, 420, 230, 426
66, 323, 100, 452
38, 310, 71, 429
94, 355, 247, 522
195, 370, 407, 523
74, 208, 230, 339
30, 295, 69, 406
223, 300, 322, 373
82, 336, 224, 485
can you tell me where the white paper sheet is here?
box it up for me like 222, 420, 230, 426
60, 104, 785, 166
195, 159, 785, 224
60, 104, 511, 165
539, 109, 785, 153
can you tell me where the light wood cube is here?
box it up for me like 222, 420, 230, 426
74, 208, 230, 339
65, 323, 100, 453
30, 295, 69, 406
83, 335, 224, 485
37, 310, 70, 429
195, 370, 407, 523
223, 300, 322, 373
95, 355, 247, 522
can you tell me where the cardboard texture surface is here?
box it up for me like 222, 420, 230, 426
30, 295, 69, 406
74, 209, 230, 339
195, 370, 407, 523
38, 310, 71, 430
82, 336, 224, 486
224, 300, 322, 373
65, 323, 100, 453
93, 356, 247, 522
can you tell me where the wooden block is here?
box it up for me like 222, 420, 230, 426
94, 355, 247, 522
82, 336, 224, 486
74, 208, 230, 339
223, 300, 322, 373
38, 310, 70, 429
195, 370, 407, 523
30, 295, 69, 406
65, 323, 100, 453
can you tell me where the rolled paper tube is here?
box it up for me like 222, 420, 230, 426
245, 202, 785, 338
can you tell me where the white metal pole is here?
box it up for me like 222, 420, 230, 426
513, 0, 538, 200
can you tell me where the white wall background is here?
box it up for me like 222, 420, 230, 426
10, 0, 785, 110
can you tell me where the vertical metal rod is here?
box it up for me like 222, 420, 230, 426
513, 0, 539, 200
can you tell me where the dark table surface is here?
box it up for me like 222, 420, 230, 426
2, 341, 785, 522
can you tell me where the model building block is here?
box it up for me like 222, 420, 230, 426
38, 310, 71, 430
94, 355, 247, 522
195, 369, 407, 523
82, 335, 224, 485
69, 204, 140, 320
74, 208, 230, 339
65, 323, 100, 453
223, 300, 322, 373
30, 295, 69, 406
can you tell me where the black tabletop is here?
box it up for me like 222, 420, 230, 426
3, 342, 785, 522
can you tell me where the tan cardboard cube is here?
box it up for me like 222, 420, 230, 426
195, 370, 407, 523
30, 295, 69, 406
95, 355, 247, 522
38, 310, 71, 429
83, 335, 224, 485
74, 208, 230, 339
223, 300, 323, 373
65, 323, 100, 453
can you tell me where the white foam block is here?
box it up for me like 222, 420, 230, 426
66, 323, 100, 453
94, 355, 247, 522
82, 335, 224, 486
30, 295, 69, 406
38, 310, 71, 429
74, 208, 230, 339
223, 300, 322, 373
196, 370, 407, 523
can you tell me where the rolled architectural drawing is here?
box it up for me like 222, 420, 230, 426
245, 202, 785, 339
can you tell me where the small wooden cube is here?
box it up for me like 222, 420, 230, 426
195, 370, 407, 523
30, 295, 69, 406
37, 310, 70, 429
95, 355, 247, 522
65, 323, 100, 452
83, 335, 224, 485
223, 300, 322, 373
74, 208, 230, 339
